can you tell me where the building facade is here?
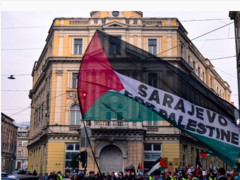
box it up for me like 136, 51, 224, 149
1, 113, 18, 173
28, 11, 232, 175
16, 127, 30, 170
229, 11, 240, 110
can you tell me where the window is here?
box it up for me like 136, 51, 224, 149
223, 93, 224, 98
65, 143, 80, 171
18, 151, 21, 157
70, 105, 81, 125
210, 77, 213, 88
203, 72, 205, 82
18, 141, 22, 146
144, 144, 152, 151
72, 73, 78, 88
188, 56, 191, 64
144, 144, 161, 151
148, 73, 157, 88
148, 39, 157, 55
183, 145, 186, 167
126, 20, 130, 24
109, 36, 121, 55
217, 87, 219, 95
198, 67, 200, 77
153, 144, 161, 151
133, 19, 137, 24
147, 111, 158, 126
193, 61, 195, 70
181, 45, 184, 58
74, 39, 82, 55
94, 19, 98, 24
144, 144, 161, 174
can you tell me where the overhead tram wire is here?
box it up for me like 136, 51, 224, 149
155, 22, 234, 56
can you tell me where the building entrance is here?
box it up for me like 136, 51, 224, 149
99, 145, 123, 173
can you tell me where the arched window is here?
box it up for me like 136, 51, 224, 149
70, 105, 81, 125
116, 104, 123, 110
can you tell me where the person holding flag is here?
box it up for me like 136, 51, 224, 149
196, 153, 202, 177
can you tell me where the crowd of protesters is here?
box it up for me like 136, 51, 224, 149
12, 164, 240, 180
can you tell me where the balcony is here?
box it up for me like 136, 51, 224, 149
84, 120, 142, 129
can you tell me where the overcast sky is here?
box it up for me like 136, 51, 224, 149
1, 2, 240, 123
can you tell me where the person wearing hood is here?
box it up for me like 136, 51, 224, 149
124, 164, 136, 180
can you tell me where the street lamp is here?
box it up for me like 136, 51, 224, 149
8, 75, 15, 79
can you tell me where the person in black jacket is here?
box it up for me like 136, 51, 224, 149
217, 168, 228, 180
33, 170, 38, 176
48, 172, 54, 180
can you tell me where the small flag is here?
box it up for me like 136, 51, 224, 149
138, 162, 143, 174
199, 151, 214, 160
147, 157, 168, 176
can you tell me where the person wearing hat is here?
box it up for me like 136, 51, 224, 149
124, 164, 136, 180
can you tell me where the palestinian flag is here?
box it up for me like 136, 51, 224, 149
138, 162, 143, 174
147, 157, 168, 176
78, 30, 240, 168
199, 152, 214, 160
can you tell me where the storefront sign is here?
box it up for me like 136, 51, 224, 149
144, 153, 161, 161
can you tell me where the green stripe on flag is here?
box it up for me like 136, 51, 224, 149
83, 91, 165, 121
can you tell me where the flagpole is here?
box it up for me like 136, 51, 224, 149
81, 118, 103, 180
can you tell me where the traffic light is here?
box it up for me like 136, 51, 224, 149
77, 151, 87, 168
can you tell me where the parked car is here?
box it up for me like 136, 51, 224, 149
2, 173, 38, 180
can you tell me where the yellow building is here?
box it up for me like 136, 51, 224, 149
28, 11, 232, 175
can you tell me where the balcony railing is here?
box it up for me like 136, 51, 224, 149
84, 120, 142, 129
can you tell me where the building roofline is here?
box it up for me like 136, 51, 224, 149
1, 112, 15, 121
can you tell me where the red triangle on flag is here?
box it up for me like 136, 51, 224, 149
199, 153, 207, 160
159, 157, 168, 168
